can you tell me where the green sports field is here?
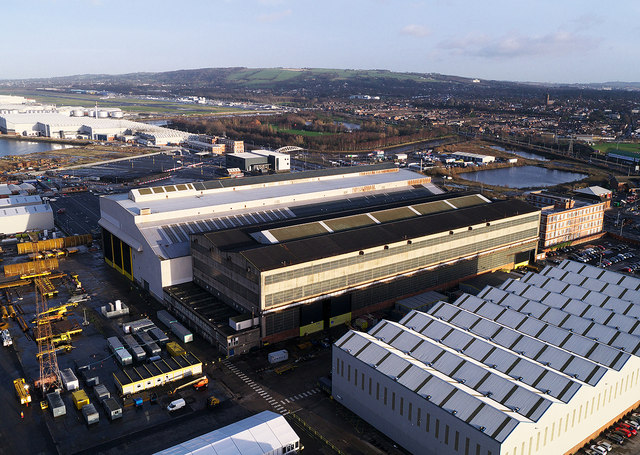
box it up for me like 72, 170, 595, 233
593, 142, 640, 156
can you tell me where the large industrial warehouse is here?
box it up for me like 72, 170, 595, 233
0, 195, 53, 234
98, 164, 441, 301
0, 111, 189, 144
191, 192, 540, 344
333, 259, 640, 455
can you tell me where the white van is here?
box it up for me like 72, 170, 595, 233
167, 398, 186, 412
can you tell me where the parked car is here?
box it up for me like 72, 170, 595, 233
604, 432, 624, 445
612, 429, 631, 439
624, 419, 640, 430
614, 426, 634, 437
618, 422, 637, 434
595, 440, 612, 452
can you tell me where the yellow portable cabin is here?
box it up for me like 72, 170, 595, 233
72, 389, 90, 410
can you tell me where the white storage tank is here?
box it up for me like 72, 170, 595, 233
97, 111, 109, 118
71, 109, 86, 117
110, 111, 124, 118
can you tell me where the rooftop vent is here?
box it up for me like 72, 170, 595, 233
140, 208, 151, 215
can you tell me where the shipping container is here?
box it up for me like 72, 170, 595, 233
157, 310, 177, 328
268, 349, 289, 364
148, 327, 169, 345
166, 341, 186, 357
102, 397, 122, 420
72, 389, 90, 410
82, 403, 99, 425
107, 336, 124, 352
123, 318, 155, 334
79, 368, 100, 387
47, 391, 66, 417
171, 322, 193, 344
115, 349, 133, 366
107, 336, 132, 364
136, 331, 161, 356
60, 368, 79, 391
93, 384, 110, 401
122, 335, 146, 362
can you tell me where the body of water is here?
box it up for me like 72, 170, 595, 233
489, 145, 549, 161
459, 165, 586, 189
145, 120, 170, 127
338, 121, 361, 131
0, 138, 73, 157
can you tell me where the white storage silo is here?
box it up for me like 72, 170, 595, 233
110, 111, 124, 118
97, 111, 109, 118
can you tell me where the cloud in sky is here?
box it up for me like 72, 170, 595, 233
258, 8, 292, 22
401, 24, 430, 37
438, 31, 595, 58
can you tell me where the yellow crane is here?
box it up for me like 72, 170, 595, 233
32, 301, 79, 325
34, 326, 83, 344
14, 378, 32, 405
36, 344, 74, 358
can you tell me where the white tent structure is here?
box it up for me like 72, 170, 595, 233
154, 411, 300, 455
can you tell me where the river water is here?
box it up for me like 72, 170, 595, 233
459, 165, 587, 189
488, 145, 549, 161
0, 138, 73, 157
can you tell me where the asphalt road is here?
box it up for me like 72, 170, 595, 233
0, 339, 57, 454
49, 192, 101, 236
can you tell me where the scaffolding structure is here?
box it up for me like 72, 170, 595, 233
34, 278, 60, 393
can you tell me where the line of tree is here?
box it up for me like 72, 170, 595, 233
171, 114, 449, 152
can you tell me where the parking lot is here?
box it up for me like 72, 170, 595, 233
545, 240, 640, 276
59, 152, 225, 184
48, 192, 101, 236
578, 410, 640, 454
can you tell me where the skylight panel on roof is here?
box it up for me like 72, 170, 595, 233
601, 283, 625, 299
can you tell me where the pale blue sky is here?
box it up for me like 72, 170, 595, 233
2, 0, 638, 83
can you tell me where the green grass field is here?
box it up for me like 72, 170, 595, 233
271, 125, 329, 136
593, 142, 640, 156
225, 68, 432, 86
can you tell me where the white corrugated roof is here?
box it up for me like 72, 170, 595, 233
0, 195, 42, 207
575, 186, 611, 197
154, 411, 298, 455
0, 204, 51, 216
337, 329, 522, 441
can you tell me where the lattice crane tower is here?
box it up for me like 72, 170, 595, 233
34, 278, 61, 393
